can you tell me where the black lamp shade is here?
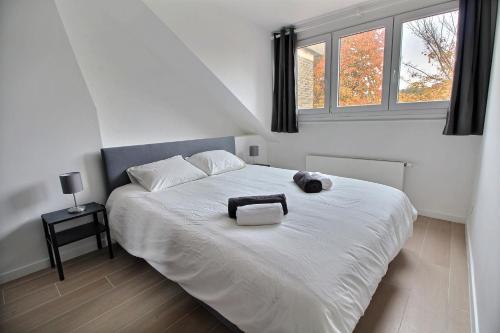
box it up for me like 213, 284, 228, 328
59, 172, 83, 194
249, 145, 259, 157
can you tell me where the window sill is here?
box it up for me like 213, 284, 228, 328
298, 109, 448, 123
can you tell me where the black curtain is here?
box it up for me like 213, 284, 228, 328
272, 27, 298, 133
444, 0, 498, 135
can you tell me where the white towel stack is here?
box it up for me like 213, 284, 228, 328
236, 203, 284, 226
310, 172, 333, 190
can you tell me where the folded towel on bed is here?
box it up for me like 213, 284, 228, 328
228, 193, 288, 219
293, 171, 323, 193
310, 172, 333, 190
236, 203, 284, 226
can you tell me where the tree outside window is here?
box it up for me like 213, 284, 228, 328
398, 11, 458, 103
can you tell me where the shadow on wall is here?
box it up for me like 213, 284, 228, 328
7, 182, 48, 212
1, 182, 50, 272
83, 151, 106, 204
0, 217, 47, 276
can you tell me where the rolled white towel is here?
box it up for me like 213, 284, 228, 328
310, 172, 333, 190
236, 203, 284, 226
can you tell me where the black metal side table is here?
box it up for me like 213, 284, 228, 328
41, 202, 114, 280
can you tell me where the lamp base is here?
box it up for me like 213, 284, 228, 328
67, 205, 86, 214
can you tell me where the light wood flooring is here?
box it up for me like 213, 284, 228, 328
0, 216, 469, 333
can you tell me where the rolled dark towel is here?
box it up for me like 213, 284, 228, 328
293, 171, 323, 193
228, 194, 288, 219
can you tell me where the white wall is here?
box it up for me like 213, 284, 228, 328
0, 0, 106, 282
268, 119, 480, 222
55, 0, 271, 148
143, 0, 273, 130
467, 10, 500, 332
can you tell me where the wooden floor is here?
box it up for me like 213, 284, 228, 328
0, 216, 469, 333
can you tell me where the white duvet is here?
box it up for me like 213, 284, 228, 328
107, 165, 417, 333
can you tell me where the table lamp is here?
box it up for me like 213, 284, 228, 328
249, 145, 259, 163
59, 172, 86, 213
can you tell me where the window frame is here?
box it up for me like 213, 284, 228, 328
295, 2, 459, 122
331, 18, 394, 113
389, 2, 459, 111
295, 33, 332, 115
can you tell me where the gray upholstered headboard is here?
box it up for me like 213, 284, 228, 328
100, 136, 236, 195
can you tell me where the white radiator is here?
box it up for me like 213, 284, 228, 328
306, 155, 406, 190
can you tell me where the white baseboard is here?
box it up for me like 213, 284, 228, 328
0, 239, 105, 284
417, 209, 466, 223
465, 224, 479, 333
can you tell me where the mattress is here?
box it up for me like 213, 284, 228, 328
106, 165, 417, 333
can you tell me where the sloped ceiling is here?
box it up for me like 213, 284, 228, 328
143, 0, 273, 131
55, 0, 272, 147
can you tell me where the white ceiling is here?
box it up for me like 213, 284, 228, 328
162, 0, 372, 31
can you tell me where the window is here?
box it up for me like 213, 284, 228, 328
391, 7, 459, 109
296, 2, 459, 120
296, 35, 331, 114
338, 28, 386, 107
332, 18, 393, 112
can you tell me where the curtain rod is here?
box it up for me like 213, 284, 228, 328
272, 26, 295, 39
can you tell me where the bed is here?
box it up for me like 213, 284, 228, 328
101, 136, 417, 333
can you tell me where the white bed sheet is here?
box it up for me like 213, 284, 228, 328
107, 165, 417, 333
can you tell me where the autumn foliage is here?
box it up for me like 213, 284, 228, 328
338, 28, 385, 107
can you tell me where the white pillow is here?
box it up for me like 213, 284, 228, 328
186, 150, 246, 175
126, 155, 207, 192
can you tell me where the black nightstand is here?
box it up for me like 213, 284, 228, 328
41, 202, 114, 280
